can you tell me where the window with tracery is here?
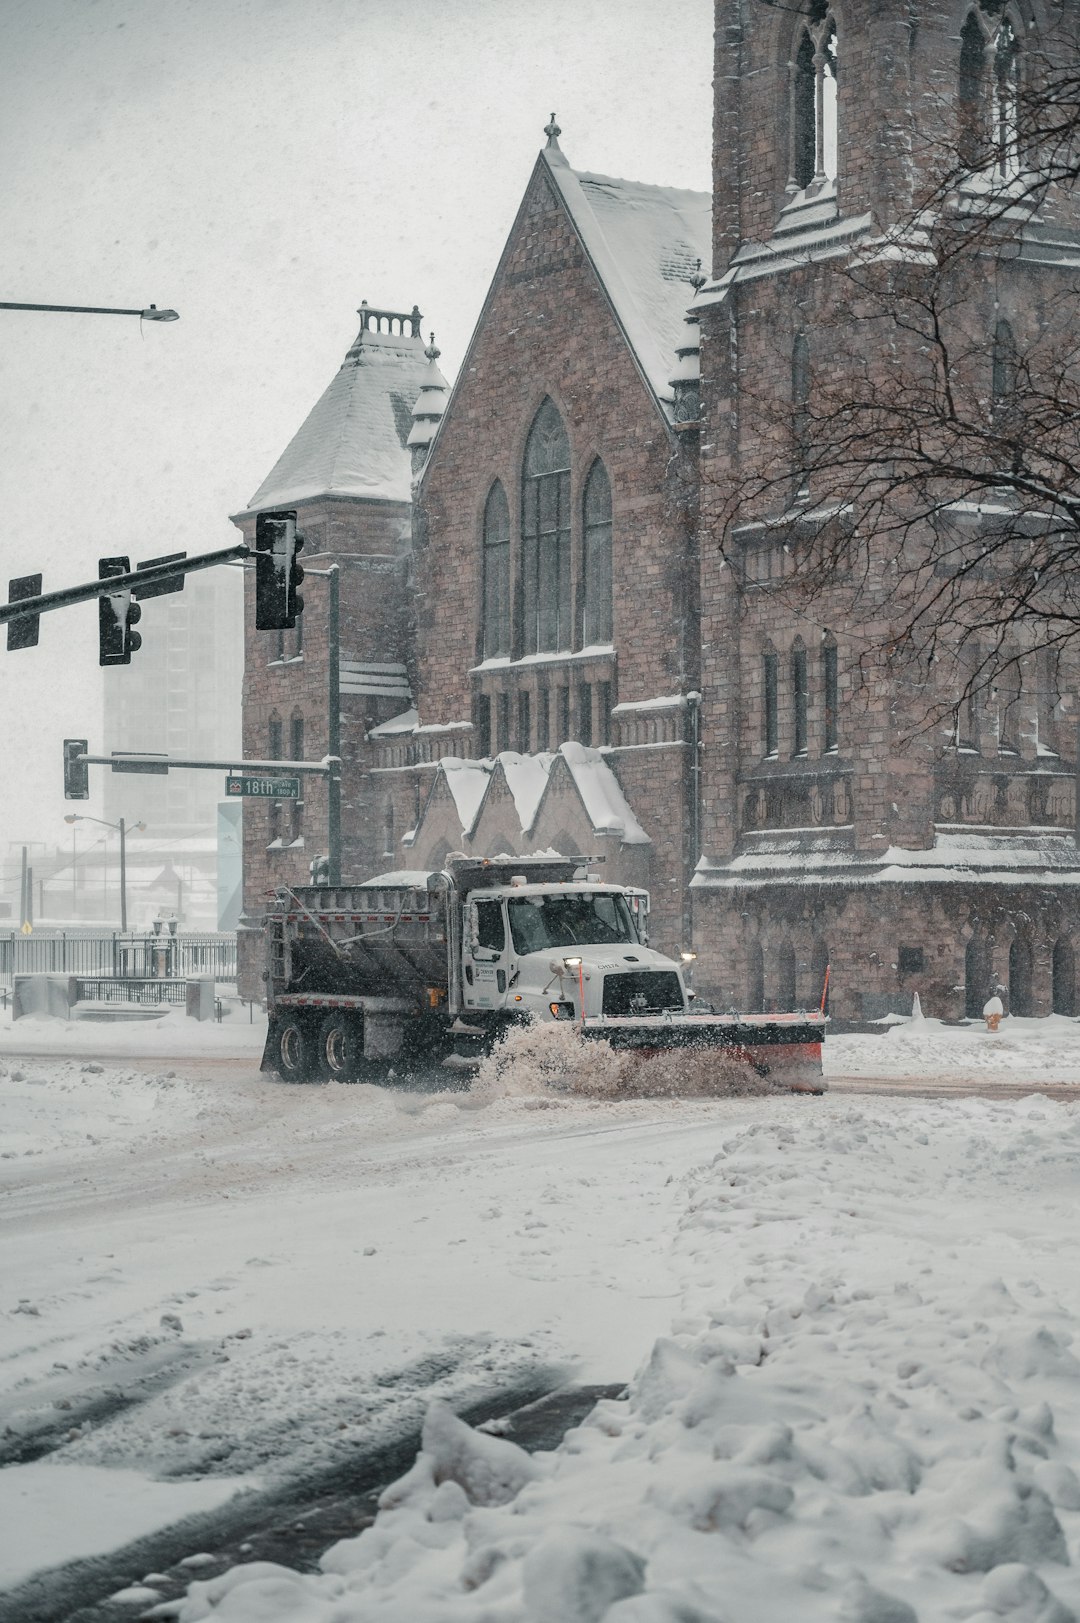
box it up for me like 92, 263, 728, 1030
582, 459, 613, 647
991, 317, 1018, 410
482, 481, 511, 658
791, 3, 838, 191
792, 639, 809, 757
792, 332, 811, 497
823, 637, 839, 752
521, 399, 571, 654
959, 6, 1023, 177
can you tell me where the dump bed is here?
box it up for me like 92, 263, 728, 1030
266, 878, 452, 1006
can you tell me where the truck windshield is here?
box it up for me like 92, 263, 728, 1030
507, 891, 638, 954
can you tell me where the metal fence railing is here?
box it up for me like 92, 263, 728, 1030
0, 931, 237, 985
75, 977, 190, 1006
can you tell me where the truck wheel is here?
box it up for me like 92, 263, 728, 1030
276, 1016, 317, 1083
317, 1013, 364, 1082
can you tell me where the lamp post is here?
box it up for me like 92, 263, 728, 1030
0, 301, 178, 321
64, 814, 146, 931
298, 562, 342, 884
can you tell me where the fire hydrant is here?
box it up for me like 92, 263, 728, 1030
983, 994, 1004, 1033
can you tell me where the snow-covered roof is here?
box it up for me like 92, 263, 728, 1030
498, 751, 554, 831
542, 144, 710, 418
439, 757, 493, 834
559, 742, 650, 845
242, 307, 432, 513
409, 744, 651, 850
368, 708, 419, 737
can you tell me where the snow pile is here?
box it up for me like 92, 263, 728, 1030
167, 1096, 1080, 1622
473, 1019, 771, 1102
828, 1015, 1080, 1083
0, 1000, 266, 1060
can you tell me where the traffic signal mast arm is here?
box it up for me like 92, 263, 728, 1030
70, 751, 339, 774
0, 543, 250, 629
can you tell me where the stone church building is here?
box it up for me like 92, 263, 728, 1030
235, 1, 1080, 1021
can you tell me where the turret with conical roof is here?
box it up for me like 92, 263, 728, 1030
240, 301, 432, 515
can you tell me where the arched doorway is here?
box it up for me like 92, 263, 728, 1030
965, 937, 989, 1018
810, 939, 830, 1014
1009, 937, 1033, 1017
747, 942, 764, 1014
1052, 938, 1075, 1016
777, 942, 797, 1013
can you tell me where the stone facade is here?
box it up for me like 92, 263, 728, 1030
692, 0, 1080, 1019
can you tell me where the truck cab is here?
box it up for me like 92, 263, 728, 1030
460, 876, 686, 1023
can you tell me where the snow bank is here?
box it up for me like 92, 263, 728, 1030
0, 1001, 266, 1061
828, 1015, 1080, 1083
168, 1095, 1080, 1621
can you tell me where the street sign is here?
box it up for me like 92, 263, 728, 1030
111, 752, 169, 775
226, 774, 300, 799
135, 552, 187, 600
7, 574, 42, 650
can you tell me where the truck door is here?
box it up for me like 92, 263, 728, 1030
463, 899, 509, 1009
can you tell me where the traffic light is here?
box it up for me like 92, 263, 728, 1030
255, 511, 304, 630
6, 573, 42, 650
98, 557, 142, 665
64, 739, 89, 800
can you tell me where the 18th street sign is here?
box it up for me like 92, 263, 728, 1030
225, 774, 300, 799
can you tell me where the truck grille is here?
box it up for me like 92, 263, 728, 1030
602, 971, 683, 1017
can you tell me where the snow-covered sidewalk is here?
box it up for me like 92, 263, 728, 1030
827, 1012, 1080, 1085
169, 1092, 1080, 1623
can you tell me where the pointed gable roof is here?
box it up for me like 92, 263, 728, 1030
540, 144, 711, 420
241, 303, 432, 514
407, 746, 650, 851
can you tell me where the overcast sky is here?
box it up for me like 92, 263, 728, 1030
0, 0, 713, 883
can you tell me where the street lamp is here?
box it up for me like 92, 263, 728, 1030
64, 814, 146, 931
0, 301, 179, 321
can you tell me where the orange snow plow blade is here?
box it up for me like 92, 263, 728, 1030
580, 1011, 827, 1094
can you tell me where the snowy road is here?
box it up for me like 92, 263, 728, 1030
0, 1048, 775, 1600
3, 1016, 1080, 1618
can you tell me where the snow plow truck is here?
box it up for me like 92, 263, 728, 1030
260, 855, 826, 1091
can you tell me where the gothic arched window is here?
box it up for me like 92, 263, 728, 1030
822, 634, 839, 752
482, 481, 511, 658
792, 637, 809, 757
959, 13, 987, 165
791, 6, 838, 190
959, 7, 1023, 176
992, 16, 1021, 177
521, 399, 571, 655
582, 459, 613, 647
991, 317, 1017, 409
792, 332, 811, 496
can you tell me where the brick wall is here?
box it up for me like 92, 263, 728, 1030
696, 0, 1080, 1018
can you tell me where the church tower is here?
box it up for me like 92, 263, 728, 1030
693, 2, 1080, 1020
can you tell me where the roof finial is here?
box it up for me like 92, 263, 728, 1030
425, 331, 441, 362
689, 257, 707, 292
544, 112, 562, 150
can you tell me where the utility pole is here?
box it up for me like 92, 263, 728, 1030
327, 566, 341, 885
305, 564, 343, 886
119, 817, 128, 933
